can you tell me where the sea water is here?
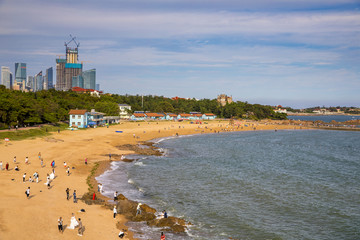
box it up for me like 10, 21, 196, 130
287, 115, 360, 123
97, 130, 360, 240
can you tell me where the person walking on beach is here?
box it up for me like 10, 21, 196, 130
40, 158, 43, 167
66, 188, 70, 200
58, 217, 63, 233
77, 218, 83, 236
92, 192, 96, 200
73, 190, 77, 203
25, 187, 30, 199
118, 229, 125, 238
13, 156, 16, 163
114, 191, 118, 201
25, 157, 29, 164
85, 158, 87, 165
23, 173, 26, 182
0, 161, 2, 170
63, 162, 67, 168
113, 206, 117, 218
34, 172, 39, 183
97, 184, 101, 192
109, 153, 112, 160
5, 162, 9, 171
99, 184, 103, 193
38, 152, 41, 160
161, 232, 166, 240
66, 167, 70, 176
51, 160, 55, 168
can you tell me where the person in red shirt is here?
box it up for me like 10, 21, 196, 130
161, 232, 166, 240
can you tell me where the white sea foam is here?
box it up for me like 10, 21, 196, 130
134, 161, 145, 166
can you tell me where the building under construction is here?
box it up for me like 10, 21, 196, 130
56, 36, 83, 91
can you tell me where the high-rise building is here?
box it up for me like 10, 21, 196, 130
27, 76, 34, 91
72, 75, 84, 88
46, 67, 54, 89
1, 66, 12, 89
56, 36, 82, 91
35, 71, 43, 92
96, 83, 100, 91
83, 69, 96, 90
15, 63, 26, 85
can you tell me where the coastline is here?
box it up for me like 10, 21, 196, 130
0, 119, 316, 240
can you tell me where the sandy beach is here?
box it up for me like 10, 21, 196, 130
0, 120, 300, 239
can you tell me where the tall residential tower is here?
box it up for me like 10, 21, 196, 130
1, 66, 12, 89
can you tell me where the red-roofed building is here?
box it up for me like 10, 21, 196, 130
177, 113, 192, 120
71, 87, 103, 97
130, 113, 146, 121
202, 113, 216, 120
69, 109, 88, 128
146, 113, 165, 120
165, 113, 178, 120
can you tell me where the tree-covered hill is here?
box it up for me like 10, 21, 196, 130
0, 86, 286, 128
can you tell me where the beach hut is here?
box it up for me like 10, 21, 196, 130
165, 113, 178, 120
130, 113, 146, 121
177, 113, 192, 120
145, 113, 165, 120
202, 113, 216, 120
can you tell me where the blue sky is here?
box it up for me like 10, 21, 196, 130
0, 0, 359, 108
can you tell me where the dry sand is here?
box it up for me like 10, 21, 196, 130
0, 120, 300, 239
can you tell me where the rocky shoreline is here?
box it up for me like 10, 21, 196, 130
82, 141, 189, 239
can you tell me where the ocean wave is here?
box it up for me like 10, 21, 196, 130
134, 161, 145, 166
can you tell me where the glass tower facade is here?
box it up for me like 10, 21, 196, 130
46, 67, 53, 89
1, 66, 12, 89
35, 71, 43, 92
15, 63, 26, 85
82, 69, 96, 90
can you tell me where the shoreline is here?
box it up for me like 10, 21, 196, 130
0, 119, 339, 240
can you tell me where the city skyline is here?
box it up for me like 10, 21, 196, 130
0, 0, 359, 108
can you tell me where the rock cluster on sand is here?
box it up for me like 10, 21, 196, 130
83, 192, 189, 233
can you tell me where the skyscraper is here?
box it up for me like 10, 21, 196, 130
82, 69, 96, 90
27, 76, 34, 90
1, 66, 12, 89
46, 67, 54, 89
15, 63, 26, 85
72, 75, 84, 88
56, 36, 82, 91
35, 71, 43, 92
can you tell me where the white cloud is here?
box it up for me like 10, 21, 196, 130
0, 0, 359, 47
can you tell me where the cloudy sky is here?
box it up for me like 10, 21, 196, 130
0, 0, 359, 108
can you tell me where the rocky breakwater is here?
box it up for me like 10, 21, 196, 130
113, 194, 189, 233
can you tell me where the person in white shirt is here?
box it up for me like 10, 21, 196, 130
113, 206, 117, 218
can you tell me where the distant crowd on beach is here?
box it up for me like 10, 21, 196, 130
2, 150, 171, 239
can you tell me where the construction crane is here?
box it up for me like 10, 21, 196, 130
64, 34, 80, 48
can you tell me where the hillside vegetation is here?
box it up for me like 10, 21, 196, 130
0, 86, 286, 128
